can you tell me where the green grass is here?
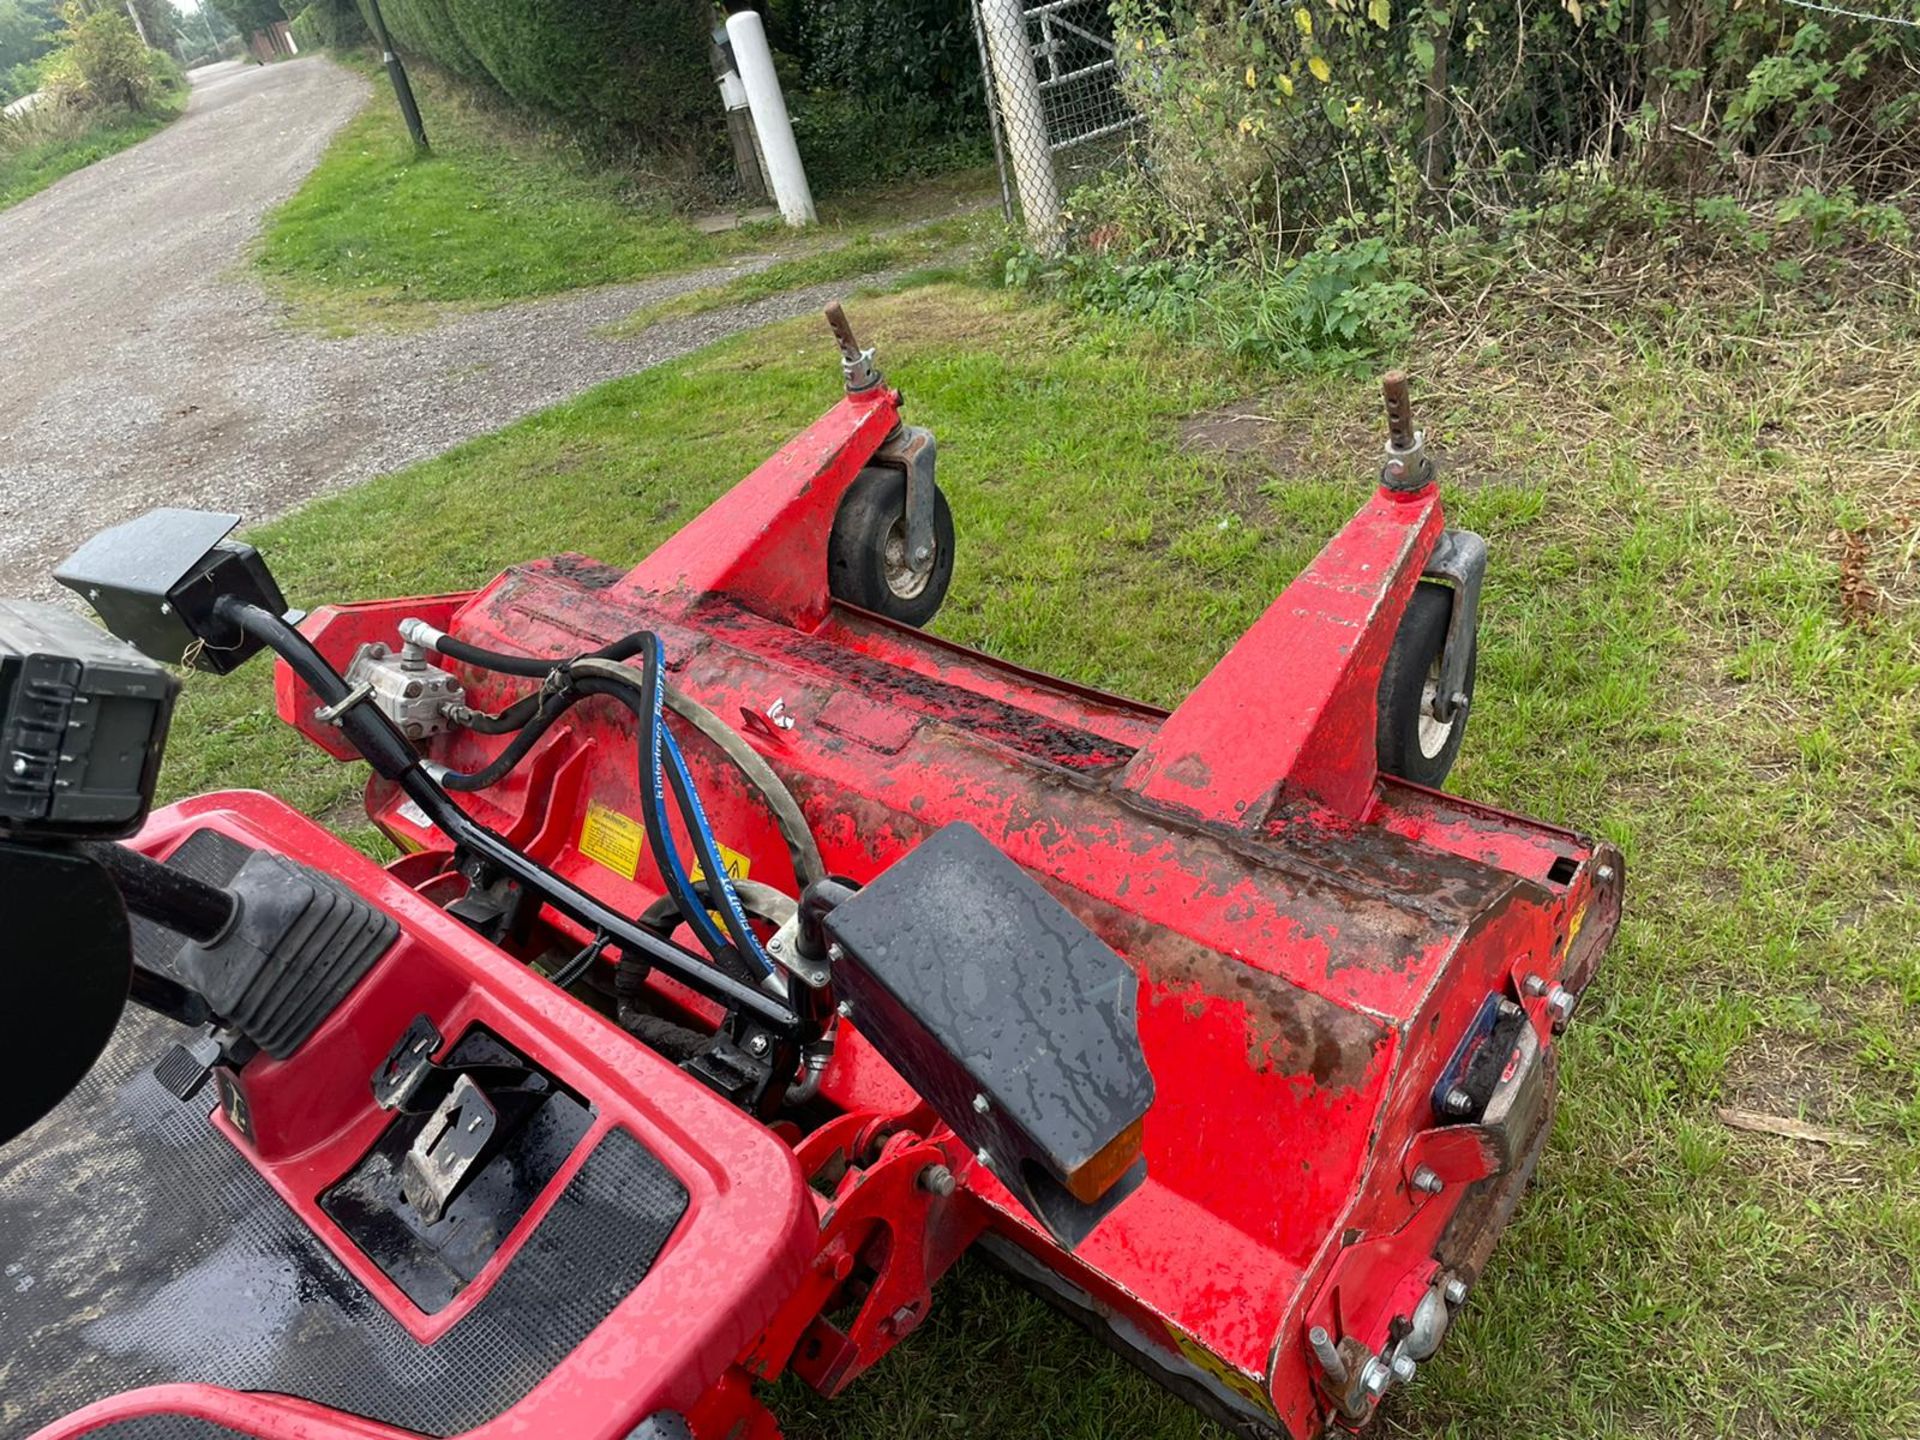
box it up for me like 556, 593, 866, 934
604, 212, 994, 335
0, 94, 184, 212
158, 282, 1920, 1438
257, 59, 1001, 331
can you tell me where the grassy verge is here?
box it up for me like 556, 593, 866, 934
160, 281, 1918, 1438
603, 211, 993, 335
0, 93, 185, 212
257, 57, 999, 331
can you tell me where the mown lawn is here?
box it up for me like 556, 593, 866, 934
159, 282, 1919, 1439
256, 57, 997, 331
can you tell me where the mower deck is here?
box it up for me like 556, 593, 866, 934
1, 319, 1621, 1440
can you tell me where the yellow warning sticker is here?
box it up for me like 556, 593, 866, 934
691, 842, 752, 884
1165, 1323, 1278, 1420
579, 803, 752, 890
580, 803, 644, 881
1564, 900, 1590, 956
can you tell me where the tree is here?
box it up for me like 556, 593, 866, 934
42, 6, 155, 107
0, 0, 60, 71
204, 0, 285, 36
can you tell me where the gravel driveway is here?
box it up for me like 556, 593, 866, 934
0, 57, 854, 598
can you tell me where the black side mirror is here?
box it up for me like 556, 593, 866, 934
0, 842, 132, 1145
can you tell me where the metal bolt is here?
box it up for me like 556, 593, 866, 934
1523, 974, 1548, 997
975, 1148, 994, 1170
1495, 998, 1523, 1020
918, 1164, 956, 1197
971, 1092, 991, 1115
1546, 986, 1576, 1025
1442, 1086, 1474, 1116
828, 943, 846, 964
9, 756, 25, 776
1390, 1354, 1417, 1385
1443, 1277, 1469, 1306
87, 588, 100, 601
1412, 1165, 1444, 1195
1308, 1326, 1347, 1384
747, 1033, 770, 1056
1361, 1357, 1391, 1397
835, 999, 854, 1020
912, 545, 932, 566
1596, 863, 1616, 884
158, 602, 170, 616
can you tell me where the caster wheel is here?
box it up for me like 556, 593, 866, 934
1377, 579, 1476, 787
827, 466, 955, 627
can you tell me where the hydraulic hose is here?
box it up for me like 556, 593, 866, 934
402, 628, 825, 890
403, 621, 647, 679
571, 658, 825, 889
209, 597, 807, 1038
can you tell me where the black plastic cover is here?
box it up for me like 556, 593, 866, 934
0, 841, 131, 1145
55, 509, 290, 674
0, 599, 177, 839
823, 822, 1154, 1248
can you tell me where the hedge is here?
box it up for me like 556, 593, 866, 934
356, 0, 712, 147
290, 0, 367, 53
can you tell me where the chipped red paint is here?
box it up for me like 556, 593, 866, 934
250, 377, 1621, 1438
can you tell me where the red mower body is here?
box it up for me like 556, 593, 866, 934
19, 343, 1619, 1440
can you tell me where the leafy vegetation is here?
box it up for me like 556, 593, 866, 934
0, 4, 185, 212
156, 270, 1919, 1438
339, 0, 711, 153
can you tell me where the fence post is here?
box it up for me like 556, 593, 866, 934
724, 6, 816, 228
978, 0, 1063, 255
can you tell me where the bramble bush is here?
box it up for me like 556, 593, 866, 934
1016, 1, 1920, 373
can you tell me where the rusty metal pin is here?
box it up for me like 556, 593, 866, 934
824, 301, 862, 364
1381, 371, 1416, 451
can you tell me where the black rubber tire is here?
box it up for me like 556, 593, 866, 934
827, 466, 956, 628
1376, 579, 1477, 788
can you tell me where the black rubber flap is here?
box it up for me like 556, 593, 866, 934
0, 1008, 689, 1438
132, 830, 399, 1060
824, 821, 1154, 1248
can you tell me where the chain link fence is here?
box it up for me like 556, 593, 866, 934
972, 0, 1140, 252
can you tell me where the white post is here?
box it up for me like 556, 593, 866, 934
979, 0, 1062, 254
723, 8, 816, 228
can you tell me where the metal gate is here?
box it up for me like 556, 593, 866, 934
973, 0, 1141, 240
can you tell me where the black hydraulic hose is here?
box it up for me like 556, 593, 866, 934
425, 627, 647, 680
439, 685, 591, 792
461, 692, 542, 735
210, 598, 805, 1037
401, 623, 824, 888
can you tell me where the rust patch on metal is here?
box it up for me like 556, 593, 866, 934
1058, 896, 1387, 1093
545, 553, 625, 590
693, 596, 1134, 771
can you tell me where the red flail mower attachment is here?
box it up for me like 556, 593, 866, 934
3, 305, 1620, 1440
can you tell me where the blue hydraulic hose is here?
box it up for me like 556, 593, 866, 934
635, 635, 734, 965
659, 724, 776, 979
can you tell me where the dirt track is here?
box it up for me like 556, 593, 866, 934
0, 56, 842, 598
